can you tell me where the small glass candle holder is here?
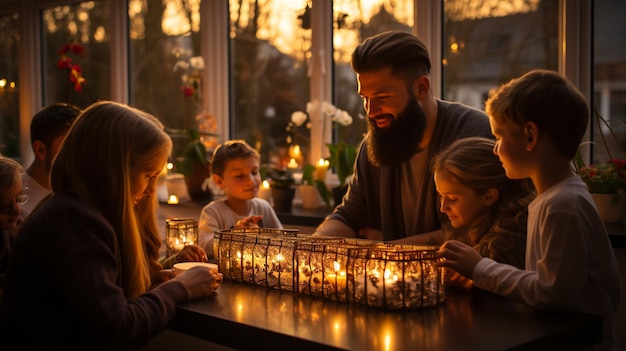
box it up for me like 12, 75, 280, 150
165, 218, 198, 256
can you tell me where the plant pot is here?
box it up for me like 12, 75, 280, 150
591, 193, 626, 223
299, 184, 324, 209
272, 187, 296, 213
184, 160, 213, 205
332, 184, 348, 207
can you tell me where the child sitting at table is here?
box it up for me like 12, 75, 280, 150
436, 69, 621, 350
0, 155, 27, 298
0, 101, 222, 348
199, 139, 283, 258
431, 136, 535, 289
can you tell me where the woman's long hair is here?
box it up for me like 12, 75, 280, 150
431, 137, 535, 268
51, 101, 172, 298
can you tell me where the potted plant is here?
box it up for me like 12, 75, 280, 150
573, 109, 626, 223
326, 140, 357, 206
289, 101, 358, 207
266, 167, 296, 213
300, 163, 332, 209
166, 125, 218, 203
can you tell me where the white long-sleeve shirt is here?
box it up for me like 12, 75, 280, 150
472, 175, 621, 350
198, 197, 283, 258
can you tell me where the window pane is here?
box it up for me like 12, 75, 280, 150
593, 0, 626, 163
42, 1, 111, 108
332, 1, 414, 148
0, 12, 20, 159
129, 0, 216, 160
443, 0, 558, 109
229, 0, 311, 168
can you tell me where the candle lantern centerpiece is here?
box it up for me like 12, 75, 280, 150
165, 218, 198, 256
214, 229, 446, 310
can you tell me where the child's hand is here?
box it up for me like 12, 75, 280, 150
436, 240, 483, 279
176, 245, 208, 263
234, 215, 264, 228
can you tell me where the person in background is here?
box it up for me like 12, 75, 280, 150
314, 31, 493, 244
199, 139, 283, 258
0, 101, 222, 349
0, 156, 27, 297
430, 136, 534, 289
436, 69, 621, 350
21, 102, 81, 218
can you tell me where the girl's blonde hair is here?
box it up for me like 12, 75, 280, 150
51, 101, 172, 298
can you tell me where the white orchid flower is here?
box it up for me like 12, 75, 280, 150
189, 56, 205, 70
332, 109, 353, 126
290, 111, 308, 127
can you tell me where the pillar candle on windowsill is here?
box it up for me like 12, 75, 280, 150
258, 180, 272, 203
314, 158, 330, 182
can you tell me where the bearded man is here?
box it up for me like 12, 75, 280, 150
314, 31, 493, 244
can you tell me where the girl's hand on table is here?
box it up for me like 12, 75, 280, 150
174, 266, 223, 299
436, 240, 482, 279
176, 245, 208, 263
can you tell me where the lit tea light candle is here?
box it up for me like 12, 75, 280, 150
287, 158, 299, 169
167, 194, 179, 204
314, 158, 329, 182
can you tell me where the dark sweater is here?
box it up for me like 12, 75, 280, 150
0, 192, 188, 350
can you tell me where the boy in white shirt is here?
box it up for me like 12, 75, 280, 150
198, 140, 282, 259
436, 69, 621, 350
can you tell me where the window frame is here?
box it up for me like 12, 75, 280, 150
4, 0, 593, 166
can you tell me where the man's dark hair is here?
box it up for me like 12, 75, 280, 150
351, 31, 431, 83
30, 103, 81, 146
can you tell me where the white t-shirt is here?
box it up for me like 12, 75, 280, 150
198, 197, 283, 258
20, 172, 50, 219
472, 175, 621, 350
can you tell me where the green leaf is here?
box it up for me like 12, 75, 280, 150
314, 180, 332, 208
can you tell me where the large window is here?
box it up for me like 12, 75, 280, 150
593, 0, 626, 164
0, 11, 19, 159
2, 0, 624, 174
443, 0, 558, 109
42, 1, 111, 109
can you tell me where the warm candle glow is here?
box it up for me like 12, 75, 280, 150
287, 158, 299, 169
167, 194, 179, 204
314, 158, 330, 182
258, 180, 272, 202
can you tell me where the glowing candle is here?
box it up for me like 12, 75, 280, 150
287, 158, 299, 169
258, 179, 272, 202
167, 194, 179, 204
314, 158, 330, 182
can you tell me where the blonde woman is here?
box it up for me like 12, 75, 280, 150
0, 101, 222, 349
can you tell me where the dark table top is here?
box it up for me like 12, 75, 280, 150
169, 280, 602, 351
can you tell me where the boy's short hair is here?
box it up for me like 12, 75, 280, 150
485, 69, 589, 159
31, 103, 81, 146
210, 139, 259, 176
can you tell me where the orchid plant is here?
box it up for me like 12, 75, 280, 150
289, 101, 358, 203
57, 38, 87, 101
167, 54, 219, 177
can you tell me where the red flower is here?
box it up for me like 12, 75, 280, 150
181, 86, 195, 98
58, 38, 86, 94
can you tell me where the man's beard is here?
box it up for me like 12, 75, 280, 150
365, 95, 426, 167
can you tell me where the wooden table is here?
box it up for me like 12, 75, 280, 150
169, 280, 602, 351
